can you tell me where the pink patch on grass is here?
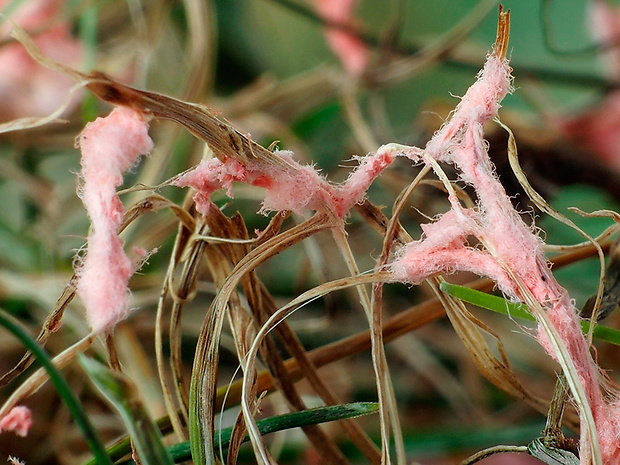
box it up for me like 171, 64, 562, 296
0, 406, 32, 437
0, 0, 83, 121
555, 90, 620, 170
171, 33, 620, 461
551, 2, 620, 169
390, 209, 515, 293
76, 107, 153, 332
314, 0, 369, 75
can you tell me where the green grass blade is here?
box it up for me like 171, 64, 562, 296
188, 374, 207, 465
0, 308, 112, 465
439, 282, 620, 346
581, 321, 620, 346
115, 402, 378, 464
439, 282, 535, 322
79, 355, 174, 465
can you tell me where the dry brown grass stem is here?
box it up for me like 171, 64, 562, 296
239, 270, 393, 464
331, 225, 397, 464
363, 164, 432, 464
191, 213, 336, 463
203, 209, 350, 464
493, 5, 510, 60
0, 334, 95, 420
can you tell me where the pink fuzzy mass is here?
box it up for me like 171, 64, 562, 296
387, 50, 620, 462
174, 148, 398, 218
314, 0, 369, 75
0, 0, 83, 121
0, 406, 32, 437
551, 2, 620, 170
76, 107, 153, 332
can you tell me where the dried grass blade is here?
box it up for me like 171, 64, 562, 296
190, 214, 334, 464
84, 72, 294, 171
0, 334, 95, 420
255, 283, 382, 464
226, 396, 253, 465
239, 271, 395, 464
365, 166, 430, 465
203, 204, 378, 462
168, 221, 210, 426
428, 277, 548, 413
208, 212, 354, 464
332, 226, 397, 465
155, 219, 196, 442
0, 278, 77, 387
500, 120, 606, 337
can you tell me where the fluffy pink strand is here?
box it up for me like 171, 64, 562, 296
76, 107, 153, 333
0, 405, 32, 437
389, 52, 620, 463
313, 0, 369, 75
174, 147, 397, 218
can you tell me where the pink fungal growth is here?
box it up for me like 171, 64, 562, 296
72, 8, 620, 459
555, 93, 620, 170
0, 406, 32, 437
385, 24, 620, 463
174, 147, 398, 218
390, 209, 515, 294
0, 0, 83, 121
589, 0, 620, 77
255, 151, 327, 214
76, 107, 153, 333
314, 0, 369, 75
551, 1, 620, 169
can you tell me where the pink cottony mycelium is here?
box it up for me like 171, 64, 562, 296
0, 405, 32, 437
174, 147, 397, 218
76, 107, 154, 333
553, 1, 620, 170
387, 12, 620, 464
0, 0, 83, 120
314, 0, 369, 75
66, 7, 619, 460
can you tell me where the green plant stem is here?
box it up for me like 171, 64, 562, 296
93, 402, 378, 465
439, 282, 620, 347
0, 308, 112, 465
